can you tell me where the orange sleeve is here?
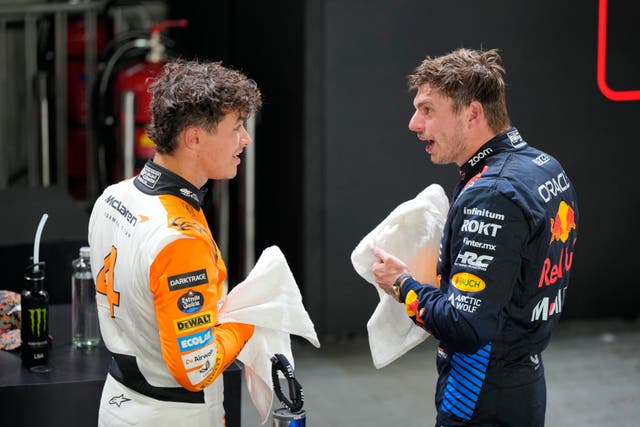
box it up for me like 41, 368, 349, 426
149, 237, 254, 391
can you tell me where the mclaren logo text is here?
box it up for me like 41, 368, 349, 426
105, 195, 138, 226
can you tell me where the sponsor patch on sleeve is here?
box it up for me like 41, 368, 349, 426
451, 272, 486, 292
186, 353, 224, 386
181, 342, 217, 371
167, 269, 208, 291
177, 328, 214, 352
174, 311, 213, 335
178, 290, 204, 313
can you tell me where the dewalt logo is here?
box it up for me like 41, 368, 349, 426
28, 308, 47, 338
174, 311, 213, 335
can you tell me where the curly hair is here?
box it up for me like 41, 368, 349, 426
147, 60, 262, 154
408, 48, 511, 133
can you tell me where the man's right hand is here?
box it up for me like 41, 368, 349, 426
370, 246, 410, 296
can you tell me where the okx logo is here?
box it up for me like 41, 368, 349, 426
28, 308, 47, 337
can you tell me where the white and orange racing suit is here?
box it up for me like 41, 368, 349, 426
88, 160, 254, 427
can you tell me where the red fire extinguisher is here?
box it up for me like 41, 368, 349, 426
110, 19, 188, 179
67, 16, 111, 198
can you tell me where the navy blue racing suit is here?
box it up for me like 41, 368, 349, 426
399, 128, 579, 426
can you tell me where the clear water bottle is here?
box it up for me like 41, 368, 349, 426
71, 246, 100, 348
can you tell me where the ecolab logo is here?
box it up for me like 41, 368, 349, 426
168, 269, 208, 291
174, 312, 213, 334
531, 287, 566, 321
178, 328, 214, 352
538, 171, 570, 203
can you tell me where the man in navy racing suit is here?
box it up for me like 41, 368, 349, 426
371, 48, 579, 427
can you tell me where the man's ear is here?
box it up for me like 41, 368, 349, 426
182, 125, 200, 150
467, 101, 484, 128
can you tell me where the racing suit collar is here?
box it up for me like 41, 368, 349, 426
134, 160, 208, 209
458, 127, 526, 183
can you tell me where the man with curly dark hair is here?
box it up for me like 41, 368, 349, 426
88, 60, 262, 426
371, 48, 579, 426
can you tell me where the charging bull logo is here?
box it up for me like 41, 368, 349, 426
549, 201, 576, 243
539, 201, 578, 288
28, 308, 47, 338
405, 290, 426, 328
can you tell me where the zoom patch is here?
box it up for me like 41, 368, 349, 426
174, 311, 213, 334
168, 269, 208, 291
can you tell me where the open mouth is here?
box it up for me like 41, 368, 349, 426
425, 140, 435, 154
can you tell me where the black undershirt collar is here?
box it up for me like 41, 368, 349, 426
133, 160, 208, 209
458, 127, 526, 184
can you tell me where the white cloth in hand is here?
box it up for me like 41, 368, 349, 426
218, 246, 320, 424
350, 184, 448, 368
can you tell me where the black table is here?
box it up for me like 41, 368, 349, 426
0, 304, 242, 426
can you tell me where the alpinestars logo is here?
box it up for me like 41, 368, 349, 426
109, 394, 131, 407
179, 188, 200, 203
28, 308, 47, 337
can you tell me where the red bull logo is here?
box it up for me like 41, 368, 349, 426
538, 242, 576, 288
549, 201, 576, 243
405, 290, 426, 327
538, 201, 577, 288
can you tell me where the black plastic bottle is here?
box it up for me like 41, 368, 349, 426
21, 261, 50, 371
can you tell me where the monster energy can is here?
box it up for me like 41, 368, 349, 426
21, 261, 50, 372
272, 408, 306, 426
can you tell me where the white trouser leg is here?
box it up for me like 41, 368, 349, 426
98, 374, 225, 427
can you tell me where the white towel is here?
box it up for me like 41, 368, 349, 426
218, 246, 320, 424
350, 184, 448, 368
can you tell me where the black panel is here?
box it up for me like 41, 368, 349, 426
320, 0, 639, 335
